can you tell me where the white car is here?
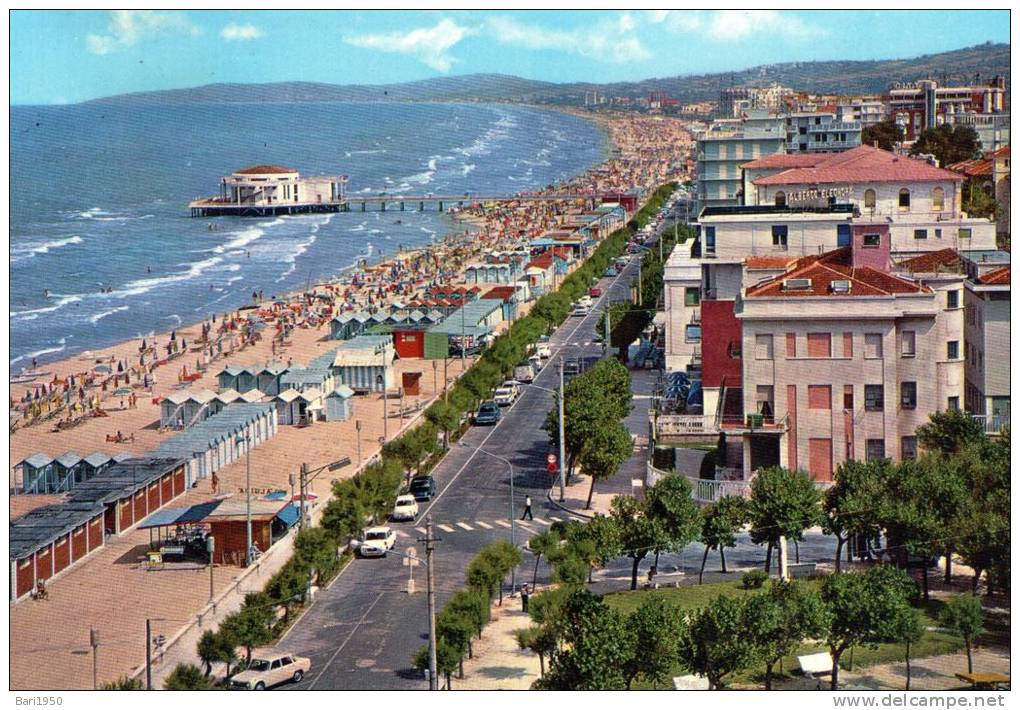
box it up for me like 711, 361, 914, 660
391, 494, 419, 522
493, 384, 519, 406
357, 526, 397, 557
535, 342, 552, 359
230, 652, 311, 690
576, 295, 594, 308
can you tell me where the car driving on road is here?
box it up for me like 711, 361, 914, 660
357, 526, 396, 558
230, 653, 311, 690
493, 382, 519, 406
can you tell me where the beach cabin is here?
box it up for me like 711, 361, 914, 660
273, 388, 323, 426
16, 454, 54, 495
210, 388, 241, 413
464, 257, 522, 285
329, 335, 396, 394
255, 365, 288, 396
427, 298, 505, 353
81, 452, 114, 481
52, 452, 85, 491
330, 313, 357, 341
279, 365, 334, 395
524, 254, 556, 295
217, 365, 258, 393
324, 385, 355, 422
482, 286, 521, 322
160, 389, 217, 429
150, 404, 278, 487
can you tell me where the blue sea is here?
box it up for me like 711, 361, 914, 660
10, 102, 608, 369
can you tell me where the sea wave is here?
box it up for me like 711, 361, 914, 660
212, 218, 285, 254
11, 235, 84, 261
10, 294, 83, 320
10, 338, 66, 366
89, 305, 130, 324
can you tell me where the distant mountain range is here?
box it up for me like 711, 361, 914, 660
87, 42, 1009, 107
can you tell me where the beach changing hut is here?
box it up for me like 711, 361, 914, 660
324, 385, 355, 421
16, 454, 55, 495
82, 452, 114, 480
279, 363, 335, 395
273, 388, 323, 426
330, 335, 396, 393
330, 312, 358, 341
52, 452, 85, 490
160, 389, 218, 429
150, 403, 278, 487
427, 298, 505, 352
217, 364, 258, 393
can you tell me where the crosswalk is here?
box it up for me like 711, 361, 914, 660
403, 512, 585, 537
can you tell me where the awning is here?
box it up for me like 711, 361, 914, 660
276, 504, 300, 528
137, 501, 223, 529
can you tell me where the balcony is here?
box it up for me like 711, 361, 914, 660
971, 413, 1009, 435
646, 463, 833, 505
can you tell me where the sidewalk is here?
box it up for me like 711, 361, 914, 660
455, 601, 541, 690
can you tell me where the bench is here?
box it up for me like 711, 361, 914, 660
956, 672, 1010, 690
788, 562, 818, 578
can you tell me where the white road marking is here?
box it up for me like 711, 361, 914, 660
415, 527, 427, 534
456, 522, 474, 531
475, 521, 493, 529
437, 524, 455, 533
394, 529, 410, 538
495, 520, 512, 529
547, 515, 562, 521
532, 517, 550, 525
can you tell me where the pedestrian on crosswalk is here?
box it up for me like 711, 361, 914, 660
521, 495, 533, 521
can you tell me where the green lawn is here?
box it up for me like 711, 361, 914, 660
604, 579, 965, 690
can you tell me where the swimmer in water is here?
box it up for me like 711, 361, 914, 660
43, 289, 49, 298
146, 266, 151, 273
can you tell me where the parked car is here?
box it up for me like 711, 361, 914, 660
589, 287, 602, 298
493, 383, 519, 406
391, 494, 419, 521
535, 337, 552, 359
230, 653, 311, 690
513, 361, 536, 383
409, 475, 436, 501
571, 304, 590, 317
474, 401, 502, 426
528, 354, 544, 372
576, 295, 594, 308
563, 359, 580, 376
357, 526, 397, 558
604, 267, 618, 277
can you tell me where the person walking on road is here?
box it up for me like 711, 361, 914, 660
521, 495, 533, 521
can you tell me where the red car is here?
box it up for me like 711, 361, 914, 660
589, 287, 602, 297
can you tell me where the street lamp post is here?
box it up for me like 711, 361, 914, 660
467, 445, 518, 596
529, 370, 566, 502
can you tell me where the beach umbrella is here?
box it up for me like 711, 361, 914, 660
114, 387, 132, 397
117, 361, 124, 373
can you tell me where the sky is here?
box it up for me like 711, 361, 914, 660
9, 9, 1012, 105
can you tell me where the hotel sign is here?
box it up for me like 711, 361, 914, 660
787, 186, 852, 203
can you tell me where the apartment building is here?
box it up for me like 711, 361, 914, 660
888, 77, 1007, 140
961, 252, 1011, 431
784, 112, 862, 153
695, 118, 786, 209
736, 241, 963, 480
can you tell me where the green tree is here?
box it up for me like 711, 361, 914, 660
892, 604, 925, 690
955, 435, 1010, 593
916, 408, 986, 457
527, 529, 560, 587
163, 663, 214, 690
561, 513, 621, 583
293, 526, 340, 590
425, 400, 461, 447
748, 467, 821, 573
219, 592, 276, 664
938, 593, 985, 673
578, 420, 633, 509
823, 459, 890, 572
99, 676, 144, 690
623, 596, 686, 689
746, 580, 826, 689
516, 624, 558, 677
534, 590, 634, 690
678, 594, 757, 689
444, 588, 490, 640
437, 613, 475, 678
698, 495, 747, 583
861, 119, 905, 151
820, 564, 917, 690
610, 495, 659, 590
412, 638, 461, 689
197, 629, 237, 678
645, 474, 702, 571
320, 485, 368, 542
910, 124, 981, 166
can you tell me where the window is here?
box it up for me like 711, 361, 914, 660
935, 228, 943, 238
947, 341, 959, 360
947, 289, 960, 309
756, 385, 774, 415
775, 191, 786, 207
685, 325, 701, 343
843, 332, 854, 358
865, 384, 884, 411
901, 381, 917, 409
948, 396, 960, 411
771, 225, 789, 248
898, 188, 911, 211
901, 436, 918, 460
862, 233, 881, 248
755, 334, 774, 360
684, 287, 701, 307
866, 439, 886, 462
705, 226, 716, 254
864, 189, 876, 209
932, 187, 945, 211
843, 385, 854, 411
864, 333, 883, 359
807, 333, 832, 358
837, 223, 851, 247
914, 229, 928, 240
901, 331, 916, 357
808, 385, 831, 409
958, 228, 972, 239
786, 333, 797, 358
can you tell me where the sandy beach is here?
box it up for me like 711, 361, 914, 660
9, 111, 692, 689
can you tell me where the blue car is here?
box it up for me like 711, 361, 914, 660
474, 401, 502, 426
604, 267, 618, 277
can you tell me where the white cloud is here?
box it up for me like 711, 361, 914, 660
221, 23, 263, 42
652, 10, 823, 41
486, 14, 651, 64
344, 18, 471, 73
86, 10, 200, 55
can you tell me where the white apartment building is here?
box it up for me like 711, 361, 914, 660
736, 241, 964, 481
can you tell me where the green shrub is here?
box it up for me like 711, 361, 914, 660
742, 569, 769, 589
